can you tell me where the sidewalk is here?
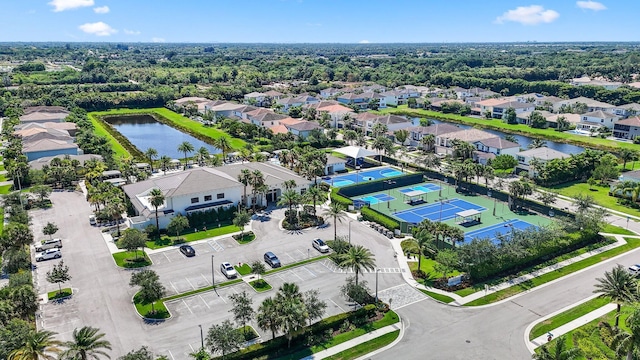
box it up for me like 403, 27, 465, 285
302, 322, 403, 360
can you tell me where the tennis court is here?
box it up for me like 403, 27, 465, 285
464, 219, 536, 244
323, 167, 404, 187
398, 184, 441, 194
358, 193, 395, 205
392, 198, 486, 224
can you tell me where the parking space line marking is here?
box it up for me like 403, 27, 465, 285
163, 252, 172, 263
296, 249, 307, 258
320, 260, 336, 272
170, 282, 179, 294
199, 295, 210, 309
189, 343, 194, 352
302, 266, 316, 278
201, 273, 211, 285
290, 269, 304, 281
276, 273, 287, 282
181, 300, 193, 314
285, 252, 296, 262
329, 298, 345, 312
219, 295, 227, 304
167, 350, 175, 360
185, 277, 196, 290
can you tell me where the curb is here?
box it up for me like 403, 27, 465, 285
353, 317, 405, 360
131, 292, 173, 323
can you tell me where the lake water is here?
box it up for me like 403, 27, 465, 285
104, 115, 220, 159
411, 118, 584, 154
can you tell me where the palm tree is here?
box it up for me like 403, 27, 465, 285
196, 147, 210, 166
606, 306, 640, 360
615, 181, 640, 202
149, 188, 165, 233
159, 155, 171, 175
532, 335, 581, 360
256, 297, 281, 340
323, 202, 346, 240
8, 330, 62, 360
305, 185, 324, 216
338, 245, 376, 286
593, 265, 637, 327
177, 141, 195, 170
215, 137, 232, 161
408, 233, 435, 270
144, 148, 158, 173
278, 190, 301, 226
619, 149, 639, 171
528, 139, 547, 149
237, 169, 252, 209
421, 134, 436, 152
451, 140, 475, 160
60, 326, 112, 360
250, 170, 265, 212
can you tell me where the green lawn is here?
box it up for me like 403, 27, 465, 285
377, 105, 640, 152
133, 292, 171, 319
548, 181, 640, 218
0, 184, 13, 194
234, 263, 253, 276
87, 112, 131, 159
234, 231, 255, 244
112, 251, 152, 268
48, 288, 72, 300
529, 296, 611, 340
407, 256, 461, 285
145, 223, 237, 249
323, 330, 400, 360
89, 108, 245, 149
249, 279, 272, 292
418, 289, 455, 304
602, 224, 636, 235
465, 236, 637, 306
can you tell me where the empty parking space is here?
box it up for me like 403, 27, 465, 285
190, 242, 215, 255
166, 282, 253, 318
39, 298, 83, 337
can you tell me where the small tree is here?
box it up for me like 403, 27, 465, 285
303, 289, 327, 325
228, 291, 255, 337
536, 192, 557, 207
30, 184, 52, 205
129, 270, 166, 314
42, 222, 59, 240
206, 320, 243, 359
232, 210, 251, 238
250, 260, 266, 280
119, 228, 148, 259
587, 177, 597, 190
340, 276, 371, 305
168, 214, 189, 240
434, 249, 459, 281
46, 260, 71, 295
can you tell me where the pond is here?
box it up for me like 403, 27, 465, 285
411, 118, 584, 154
104, 115, 220, 159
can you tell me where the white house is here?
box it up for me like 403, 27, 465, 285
325, 155, 347, 175
243, 92, 268, 107
473, 137, 520, 157
515, 147, 570, 176
577, 110, 620, 130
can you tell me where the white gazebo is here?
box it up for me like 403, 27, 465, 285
333, 146, 378, 168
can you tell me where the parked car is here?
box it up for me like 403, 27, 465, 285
629, 264, 640, 277
220, 262, 238, 278
312, 238, 329, 253
89, 215, 97, 225
407, 146, 417, 152
35, 238, 62, 252
36, 248, 61, 262
264, 252, 281, 268
179, 245, 196, 257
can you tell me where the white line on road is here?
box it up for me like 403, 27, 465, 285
302, 266, 316, 278
219, 295, 227, 304
199, 295, 210, 309
185, 277, 196, 290
201, 273, 211, 285
189, 343, 194, 352
167, 350, 175, 360
297, 248, 307, 259
290, 269, 304, 281
170, 282, 179, 294
163, 252, 172, 263
285, 252, 296, 262
393, 297, 428, 310
181, 299, 193, 314
329, 298, 345, 312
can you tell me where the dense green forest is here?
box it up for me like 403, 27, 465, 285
2, 42, 640, 114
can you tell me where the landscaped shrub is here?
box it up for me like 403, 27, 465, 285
360, 207, 400, 230
330, 187, 352, 207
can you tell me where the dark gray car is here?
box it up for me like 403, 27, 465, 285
264, 251, 281, 268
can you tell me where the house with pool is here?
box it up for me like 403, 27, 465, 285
123, 163, 310, 229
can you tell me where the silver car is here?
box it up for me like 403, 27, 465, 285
312, 238, 330, 253
220, 262, 238, 278
36, 248, 62, 262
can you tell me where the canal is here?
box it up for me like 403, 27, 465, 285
104, 115, 221, 159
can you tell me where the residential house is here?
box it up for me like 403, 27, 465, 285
264, 90, 284, 102
570, 76, 623, 90
429, 98, 466, 112
315, 104, 354, 128
14, 121, 77, 137
22, 139, 80, 161
407, 124, 462, 148
174, 97, 211, 114
336, 92, 384, 110
243, 92, 268, 107
545, 113, 582, 129
246, 108, 289, 127
15, 127, 74, 144
515, 147, 570, 176
205, 102, 247, 118
20, 106, 70, 124
473, 137, 520, 158
613, 116, 640, 140
356, 114, 412, 135
577, 110, 620, 131
491, 101, 536, 119
320, 87, 342, 99
515, 110, 553, 125
610, 103, 640, 118
435, 129, 496, 154
284, 120, 322, 139
475, 98, 507, 117
553, 97, 614, 113
29, 154, 103, 171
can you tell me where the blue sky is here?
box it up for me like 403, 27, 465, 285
0, 0, 637, 43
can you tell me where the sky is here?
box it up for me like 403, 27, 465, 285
0, 0, 638, 43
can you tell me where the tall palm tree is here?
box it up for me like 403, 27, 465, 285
215, 137, 232, 161
606, 306, 640, 360
60, 326, 112, 360
196, 147, 210, 166
144, 148, 158, 173
159, 155, 171, 175
532, 335, 581, 360
338, 245, 376, 286
278, 190, 301, 226
323, 202, 346, 240
421, 134, 436, 152
237, 169, 252, 209
619, 149, 639, 171
149, 188, 165, 233
593, 265, 637, 327
305, 185, 324, 216
177, 141, 195, 170
528, 139, 547, 149
408, 233, 435, 270
8, 330, 62, 360
256, 297, 281, 340
250, 170, 265, 212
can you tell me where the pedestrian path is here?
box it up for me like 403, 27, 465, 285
302, 322, 403, 360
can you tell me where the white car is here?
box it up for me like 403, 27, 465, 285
35, 238, 62, 252
629, 264, 640, 277
220, 262, 238, 279
36, 248, 61, 262
312, 238, 330, 253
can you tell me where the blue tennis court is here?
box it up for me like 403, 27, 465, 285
323, 167, 404, 187
359, 193, 395, 205
393, 198, 486, 224
464, 219, 537, 244
398, 184, 441, 194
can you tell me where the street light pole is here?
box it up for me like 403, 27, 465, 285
375, 268, 380, 303
198, 324, 204, 349
211, 255, 217, 295
348, 220, 352, 244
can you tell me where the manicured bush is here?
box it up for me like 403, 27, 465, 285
330, 187, 352, 207
360, 207, 400, 230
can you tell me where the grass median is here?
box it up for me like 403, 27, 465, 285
112, 251, 152, 268
323, 330, 400, 360
465, 236, 637, 306
418, 289, 455, 304
529, 296, 611, 340
48, 288, 72, 301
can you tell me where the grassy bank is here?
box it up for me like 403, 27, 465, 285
548, 181, 640, 218
529, 296, 611, 340
378, 106, 640, 152
87, 112, 131, 159
323, 330, 400, 360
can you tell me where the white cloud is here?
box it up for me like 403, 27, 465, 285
359, 40, 370, 44
49, 0, 94, 12
78, 22, 117, 36
576, 1, 607, 11
93, 6, 109, 13
152, 37, 166, 43
495, 5, 559, 25
124, 29, 141, 35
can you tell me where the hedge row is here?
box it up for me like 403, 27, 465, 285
219, 305, 377, 360
360, 207, 400, 230
331, 187, 353, 207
